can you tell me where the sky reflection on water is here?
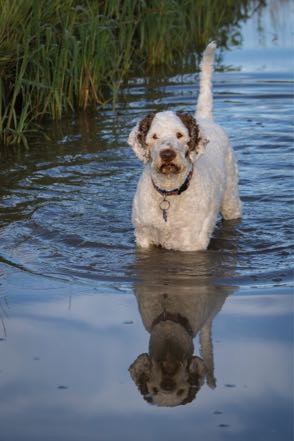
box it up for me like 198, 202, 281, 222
223, 0, 294, 72
0, 277, 292, 441
0, 1, 293, 440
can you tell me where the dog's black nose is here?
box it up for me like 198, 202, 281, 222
160, 148, 176, 162
160, 377, 176, 392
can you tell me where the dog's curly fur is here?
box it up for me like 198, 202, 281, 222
137, 112, 156, 149
128, 42, 242, 251
176, 111, 201, 152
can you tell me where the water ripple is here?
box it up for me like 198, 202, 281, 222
0, 71, 293, 290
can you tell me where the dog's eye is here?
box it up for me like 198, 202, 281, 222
176, 132, 183, 139
152, 133, 158, 140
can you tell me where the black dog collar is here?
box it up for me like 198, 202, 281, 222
151, 167, 193, 197
152, 311, 194, 337
151, 167, 193, 222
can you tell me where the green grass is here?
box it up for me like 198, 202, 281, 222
0, 0, 263, 146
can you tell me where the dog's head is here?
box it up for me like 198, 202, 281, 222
129, 352, 207, 407
128, 111, 208, 173
129, 320, 209, 407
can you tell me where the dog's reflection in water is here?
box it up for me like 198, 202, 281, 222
129, 248, 236, 407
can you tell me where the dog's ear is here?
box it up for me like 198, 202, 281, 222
179, 356, 207, 405
176, 112, 209, 159
128, 112, 156, 163
188, 356, 207, 388
189, 355, 216, 389
189, 125, 209, 161
129, 353, 152, 395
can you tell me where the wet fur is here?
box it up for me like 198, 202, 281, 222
128, 42, 242, 251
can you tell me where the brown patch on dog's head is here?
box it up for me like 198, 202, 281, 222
137, 112, 156, 148
128, 112, 156, 162
176, 112, 201, 152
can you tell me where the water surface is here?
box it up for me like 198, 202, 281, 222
0, 2, 293, 440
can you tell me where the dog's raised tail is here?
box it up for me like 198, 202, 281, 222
196, 41, 216, 121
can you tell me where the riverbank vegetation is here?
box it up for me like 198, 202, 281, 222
0, 0, 263, 146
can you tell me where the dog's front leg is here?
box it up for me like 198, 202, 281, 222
134, 226, 153, 248
167, 211, 218, 251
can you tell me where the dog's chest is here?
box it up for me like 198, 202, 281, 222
134, 169, 213, 223
132, 165, 223, 249
133, 184, 198, 248
135, 183, 190, 226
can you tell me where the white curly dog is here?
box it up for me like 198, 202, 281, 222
128, 42, 242, 251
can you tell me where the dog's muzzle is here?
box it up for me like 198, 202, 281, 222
160, 377, 176, 392
160, 148, 176, 162
159, 148, 180, 174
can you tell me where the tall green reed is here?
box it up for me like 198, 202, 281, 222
0, 0, 263, 146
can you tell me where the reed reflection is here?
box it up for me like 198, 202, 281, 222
129, 228, 239, 407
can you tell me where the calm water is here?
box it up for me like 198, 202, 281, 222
0, 3, 293, 441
